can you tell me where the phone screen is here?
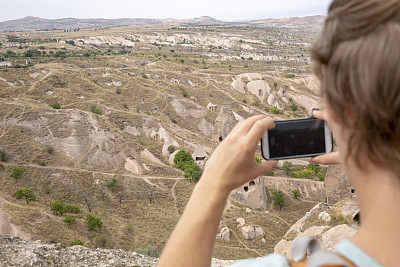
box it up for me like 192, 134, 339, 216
266, 118, 326, 159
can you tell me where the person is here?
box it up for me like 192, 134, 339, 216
157, 0, 400, 266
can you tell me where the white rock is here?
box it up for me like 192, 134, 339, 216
246, 208, 252, 214
124, 158, 142, 175
231, 78, 247, 94
236, 218, 246, 227
282, 97, 289, 104
320, 224, 358, 250
247, 80, 271, 101
267, 94, 281, 109
241, 225, 265, 240
318, 211, 331, 222
140, 149, 163, 165
261, 238, 266, 243
277, 88, 284, 97
220, 227, 230, 241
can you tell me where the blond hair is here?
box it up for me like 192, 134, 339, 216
312, 0, 400, 174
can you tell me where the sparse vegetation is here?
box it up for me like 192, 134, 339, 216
70, 240, 83, 246
292, 190, 300, 199
46, 145, 55, 154
90, 105, 101, 115
168, 145, 175, 154
50, 103, 61, 109
270, 107, 280, 114
0, 150, 8, 162
136, 245, 159, 258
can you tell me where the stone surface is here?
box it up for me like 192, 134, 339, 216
230, 177, 268, 209
320, 224, 358, 250
198, 119, 215, 137
246, 208, 252, 214
236, 218, 246, 228
0, 236, 236, 267
318, 211, 331, 223
247, 80, 271, 101
212, 106, 237, 148
140, 149, 163, 165
241, 226, 265, 240
231, 78, 247, 94
220, 227, 230, 241
324, 165, 355, 204
124, 157, 142, 174
267, 94, 280, 109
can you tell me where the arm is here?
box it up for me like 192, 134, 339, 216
158, 115, 277, 267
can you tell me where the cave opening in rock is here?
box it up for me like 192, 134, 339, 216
244, 186, 248, 192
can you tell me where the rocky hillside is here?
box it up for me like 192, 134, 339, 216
0, 21, 357, 262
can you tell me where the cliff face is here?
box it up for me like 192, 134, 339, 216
0, 236, 235, 267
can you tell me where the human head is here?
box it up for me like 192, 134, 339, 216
312, 0, 400, 175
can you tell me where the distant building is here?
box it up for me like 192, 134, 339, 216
191, 145, 208, 168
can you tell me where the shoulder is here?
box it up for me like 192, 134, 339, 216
336, 240, 383, 267
229, 254, 290, 267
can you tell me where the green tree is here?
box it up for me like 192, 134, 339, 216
64, 215, 76, 228
273, 82, 278, 88
183, 164, 202, 183
15, 188, 37, 204
51, 201, 66, 215
174, 150, 193, 169
273, 190, 285, 211
65, 205, 80, 214
106, 178, 118, 193
10, 167, 26, 182
87, 214, 103, 230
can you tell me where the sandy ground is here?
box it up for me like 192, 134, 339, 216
0, 195, 30, 240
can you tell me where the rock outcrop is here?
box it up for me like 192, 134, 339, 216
0, 236, 236, 267
241, 226, 265, 240
230, 177, 268, 209
247, 80, 271, 101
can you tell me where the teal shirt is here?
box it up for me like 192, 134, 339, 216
229, 240, 382, 267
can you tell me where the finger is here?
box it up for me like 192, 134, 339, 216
230, 115, 268, 136
251, 160, 278, 178
312, 109, 328, 121
246, 117, 275, 148
309, 151, 341, 165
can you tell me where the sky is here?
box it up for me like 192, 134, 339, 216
0, 0, 331, 22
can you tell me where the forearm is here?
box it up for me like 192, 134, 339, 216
158, 179, 230, 267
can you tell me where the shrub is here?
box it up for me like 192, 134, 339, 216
287, 74, 296, 78
290, 103, 298, 111
292, 189, 300, 199
15, 188, 36, 204
318, 170, 327, 181
51, 201, 66, 215
123, 103, 128, 109
64, 215, 76, 227
307, 164, 321, 174
10, 167, 26, 182
50, 103, 61, 109
168, 145, 175, 154
90, 105, 101, 115
294, 169, 315, 179
266, 168, 275, 176
136, 245, 159, 258
46, 145, 55, 154
273, 82, 278, 88
70, 240, 83, 246
65, 205, 80, 214
242, 99, 247, 104
272, 190, 285, 211
174, 150, 193, 169
106, 178, 118, 192
255, 157, 262, 164
142, 74, 148, 79
0, 149, 8, 162
270, 107, 280, 114
87, 214, 103, 230
115, 86, 122, 94
282, 162, 293, 174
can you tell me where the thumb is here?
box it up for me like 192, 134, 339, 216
251, 160, 278, 178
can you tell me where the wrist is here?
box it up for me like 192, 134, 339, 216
196, 173, 232, 200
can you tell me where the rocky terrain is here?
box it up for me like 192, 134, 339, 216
0, 18, 357, 265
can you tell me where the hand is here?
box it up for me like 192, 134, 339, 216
309, 109, 341, 165
200, 115, 277, 195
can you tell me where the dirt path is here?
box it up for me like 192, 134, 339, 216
171, 180, 180, 216
20, 69, 54, 97
0, 196, 30, 240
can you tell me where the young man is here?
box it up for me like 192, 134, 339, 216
158, 0, 400, 266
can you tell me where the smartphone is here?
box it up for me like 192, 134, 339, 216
261, 117, 333, 160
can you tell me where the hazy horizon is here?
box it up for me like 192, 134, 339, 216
0, 0, 331, 23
